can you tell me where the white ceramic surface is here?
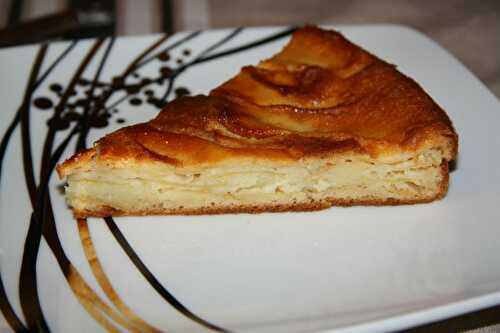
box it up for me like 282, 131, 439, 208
0, 25, 499, 333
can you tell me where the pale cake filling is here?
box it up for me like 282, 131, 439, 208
64, 148, 446, 214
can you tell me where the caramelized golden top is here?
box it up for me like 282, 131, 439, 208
58, 26, 457, 176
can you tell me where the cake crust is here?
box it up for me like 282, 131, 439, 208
57, 26, 458, 217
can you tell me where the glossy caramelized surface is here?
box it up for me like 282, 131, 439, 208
58, 26, 457, 176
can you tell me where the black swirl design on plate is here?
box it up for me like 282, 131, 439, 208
104, 217, 231, 333
0, 27, 296, 332
0, 44, 50, 333
19, 39, 105, 332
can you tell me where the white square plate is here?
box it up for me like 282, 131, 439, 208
1, 25, 499, 333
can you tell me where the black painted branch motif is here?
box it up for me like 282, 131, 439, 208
0, 27, 296, 333
31, 31, 203, 133
0, 43, 50, 333
20, 39, 105, 332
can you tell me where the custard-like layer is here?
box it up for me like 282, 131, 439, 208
66, 150, 444, 214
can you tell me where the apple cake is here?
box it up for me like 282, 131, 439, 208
57, 26, 458, 217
